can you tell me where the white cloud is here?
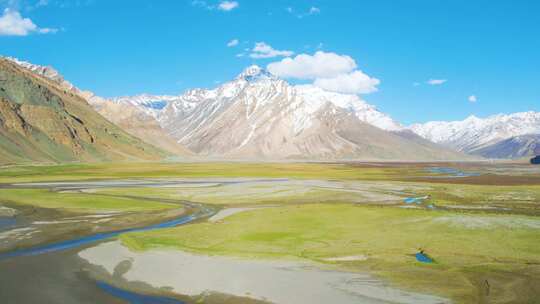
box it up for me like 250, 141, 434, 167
191, 0, 212, 9
267, 51, 379, 95
426, 79, 447, 85
192, 0, 238, 11
227, 38, 239, 47
249, 42, 294, 59
286, 6, 320, 18
35, 0, 49, 7
413, 82, 421, 86
37, 27, 57, 34
0, 8, 56, 36
314, 71, 380, 94
308, 7, 320, 15
267, 51, 356, 79
235, 53, 245, 57
218, 1, 238, 11
468, 95, 477, 103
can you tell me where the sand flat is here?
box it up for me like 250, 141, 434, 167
79, 241, 449, 304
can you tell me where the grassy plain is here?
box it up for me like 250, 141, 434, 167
1, 161, 539, 303
121, 204, 540, 262
121, 203, 540, 303
0, 188, 178, 212
420, 183, 540, 212
0, 162, 421, 183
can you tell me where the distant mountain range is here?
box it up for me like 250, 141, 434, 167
410, 112, 540, 158
3, 56, 539, 162
0, 58, 166, 164
95, 65, 465, 160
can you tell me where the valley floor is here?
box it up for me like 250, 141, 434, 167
0, 161, 539, 303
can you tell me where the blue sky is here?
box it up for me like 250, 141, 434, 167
0, 0, 539, 124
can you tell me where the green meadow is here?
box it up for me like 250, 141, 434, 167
1, 161, 539, 303
121, 204, 540, 263
420, 183, 540, 212
0, 161, 420, 183
0, 188, 178, 212
121, 204, 540, 303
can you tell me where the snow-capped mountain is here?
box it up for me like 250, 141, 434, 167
151, 65, 462, 159
410, 112, 540, 158
473, 134, 540, 159
5, 57, 467, 160
158, 65, 403, 131
110, 94, 178, 118
113, 65, 404, 132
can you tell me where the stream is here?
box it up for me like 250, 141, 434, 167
0, 180, 218, 304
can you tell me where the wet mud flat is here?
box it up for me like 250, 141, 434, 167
0, 245, 125, 304
80, 241, 451, 304
0, 179, 259, 304
0, 202, 188, 254
0, 241, 271, 304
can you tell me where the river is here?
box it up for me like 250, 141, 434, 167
0, 180, 217, 304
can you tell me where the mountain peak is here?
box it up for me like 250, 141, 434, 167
464, 114, 480, 122
236, 65, 276, 81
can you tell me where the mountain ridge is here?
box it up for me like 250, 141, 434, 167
4, 57, 192, 157
2, 58, 476, 161
0, 58, 167, 164
410, 111, 540, 158
150, 65, 466, 160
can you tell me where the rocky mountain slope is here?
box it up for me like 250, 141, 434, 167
0, 58, 166, 164
6, 57, 190, 157
472, 134, 540, 159
88, 95, 192, 156
410, 112, 540, 158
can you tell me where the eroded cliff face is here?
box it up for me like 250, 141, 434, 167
0, 58, 166, 164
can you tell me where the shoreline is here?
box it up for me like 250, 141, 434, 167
79, 240, 450, 304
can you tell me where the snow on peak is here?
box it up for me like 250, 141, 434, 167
237, 65, 262, 77
294, 85, 403, 131
160, 67, 403, 134
409, 111, 540, 152
236, 65, 276, 81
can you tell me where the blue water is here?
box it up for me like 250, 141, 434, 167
0, 217, 17, 231
97, 281, 184, 304
0, 214, 196, 260
403, 197, 425, 204
415, 252, 434, 263
427, 167, 480, 178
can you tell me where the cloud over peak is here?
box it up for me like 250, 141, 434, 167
267, 51, 379, 94
314, 70, 380, 94
267, 51, 356, 79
